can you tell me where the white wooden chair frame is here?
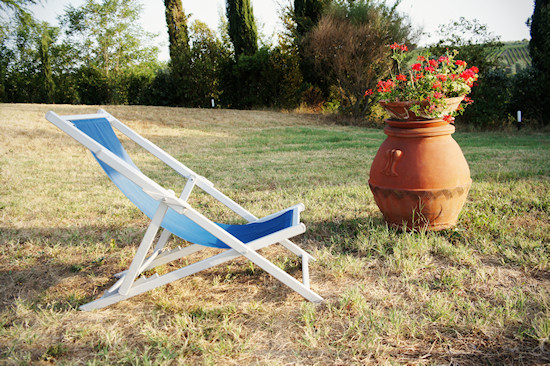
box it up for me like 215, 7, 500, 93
46, 110, 323, 311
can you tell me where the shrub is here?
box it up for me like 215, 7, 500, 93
460, 68, 512, 127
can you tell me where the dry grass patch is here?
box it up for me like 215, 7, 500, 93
1, 103, 550, 365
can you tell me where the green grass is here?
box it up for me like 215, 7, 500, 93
1, 104, 550, 365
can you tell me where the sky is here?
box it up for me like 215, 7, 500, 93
28, 0, 534, 61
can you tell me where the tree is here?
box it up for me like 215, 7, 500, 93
2, 12, 42, 102
294, 0, 326, 37
528, 0, 550, 124
0, 0, 37, 18
305, 0, 414, 117
37, 21, 56, 103
429, 17, 502, 73
164, 0, 191, 105
62, 0, 158, 76
530, 0, 550, 74
292, 0, 328, 101
226, 0, 258, 58
187, 20, 229, 107
61, 0, 159, 103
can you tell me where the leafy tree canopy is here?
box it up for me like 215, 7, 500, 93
60, 0, 159, 76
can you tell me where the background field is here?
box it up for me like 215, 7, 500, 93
494, 41, 532, 75
1, 104, 550, 365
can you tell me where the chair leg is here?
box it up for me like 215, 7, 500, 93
118, 203, 169, 296
79, 225, 322, 311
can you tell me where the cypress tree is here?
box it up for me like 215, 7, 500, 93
294, 0, 325, 38
294, 0, 327, 97
226, 0, 258, 58
38, 23, 55, 103
530, 0, 550, 74
164, 0, 191, 105
529, 0, 550, 123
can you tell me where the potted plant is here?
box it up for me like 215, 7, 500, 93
367, 44, 478, 231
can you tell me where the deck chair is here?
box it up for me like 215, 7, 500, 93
46, 110, 323, 311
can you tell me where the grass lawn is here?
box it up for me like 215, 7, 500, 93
1, 103, 550, 365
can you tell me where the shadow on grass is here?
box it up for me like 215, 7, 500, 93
0, 225, 310, 311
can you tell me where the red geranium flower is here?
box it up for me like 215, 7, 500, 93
455, 60, 467, 67
412, 63, 422, 71
425, 66, 436, 73
428, 59, 439, 67
443, 115, 454, 123
417, 56, 426, 62
390, 42, 400, 50
396, 74, 407, 81
364, 89, 373, 96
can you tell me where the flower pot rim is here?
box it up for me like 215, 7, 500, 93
379, 95, 465, 105
385, 118, 450, 129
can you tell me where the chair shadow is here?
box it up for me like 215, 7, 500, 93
0, 225, 311, 310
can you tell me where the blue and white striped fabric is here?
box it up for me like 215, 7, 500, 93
72, 118, 297, 249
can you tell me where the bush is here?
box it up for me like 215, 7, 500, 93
509, 67, 548, 126
460, 69, 512, 127
219, 47, 303, 109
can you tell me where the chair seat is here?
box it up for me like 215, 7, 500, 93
74, 117, 298, 248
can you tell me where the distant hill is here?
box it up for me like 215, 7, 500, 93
494, 41, 532, 74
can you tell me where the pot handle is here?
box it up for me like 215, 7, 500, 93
381, 149, 402, 177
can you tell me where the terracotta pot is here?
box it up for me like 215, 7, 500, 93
379, 96, 464, 121
368, 119, 471, 230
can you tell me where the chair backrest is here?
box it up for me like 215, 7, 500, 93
70, 117, 295, 248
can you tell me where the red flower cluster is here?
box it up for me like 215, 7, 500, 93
377, 79, 395, 93
390, 42, 408, 52
368, 44, 479, 122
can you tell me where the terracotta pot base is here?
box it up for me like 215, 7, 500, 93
369, 181, 471, 230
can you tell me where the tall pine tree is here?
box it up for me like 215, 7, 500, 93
226, 0, 257, 58
164, 0, 191, 105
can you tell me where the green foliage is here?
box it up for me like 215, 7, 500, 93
528, 0, 550, 125
164, 0, 191, 106
37, 22, 56, 103
429, 17, 503, 73
75, 65, 110, 104
509, 67, 547, 125
460, 69, 512, 127
219, 46, 303, 109
294, 0, 327, 37
530, 0, 550, 75
187, 21, 230, 107
1, 12, 42, 102
61, 0, 159, 75
305, 0, 414, 117
226, 0, 258, 58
